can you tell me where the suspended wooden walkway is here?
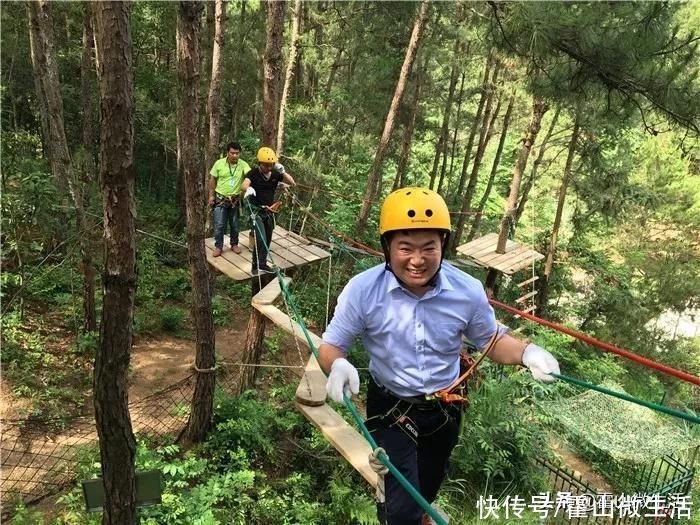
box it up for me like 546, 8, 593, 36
206, 226, 331, 281
251, 277, 379, 488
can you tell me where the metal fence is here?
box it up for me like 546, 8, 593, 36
536, 449, 697, 524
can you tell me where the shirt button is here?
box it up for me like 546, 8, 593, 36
417, 323, 422, 328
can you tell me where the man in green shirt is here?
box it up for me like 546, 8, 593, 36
208, 142, 251, 256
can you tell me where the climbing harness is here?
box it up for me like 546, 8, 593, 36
213, 194, 240, 208
428, 328, 502, 405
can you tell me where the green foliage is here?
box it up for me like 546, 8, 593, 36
1, 311, 91, 426
450, 369, 552, 498
160, 305, 186, 333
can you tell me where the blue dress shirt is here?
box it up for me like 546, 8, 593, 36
322, 262, 506, 397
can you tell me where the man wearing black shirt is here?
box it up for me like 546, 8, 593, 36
242, 147, 295, 275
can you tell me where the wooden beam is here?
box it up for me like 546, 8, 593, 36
296, 354, 327, 406
296, 402, 378, 488
515, 290, 538, 304
517, 275, 539, 288
252, 276, 291, 305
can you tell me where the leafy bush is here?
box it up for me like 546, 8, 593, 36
450, 368, 552, 499
160, 305, 186, 333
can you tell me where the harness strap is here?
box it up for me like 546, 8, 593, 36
429, 328, 502, 404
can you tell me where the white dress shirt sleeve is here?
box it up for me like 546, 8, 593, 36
322, 278, 366, 352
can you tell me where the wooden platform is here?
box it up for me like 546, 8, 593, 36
206, 226, 331, 280
456, 232, 543, 275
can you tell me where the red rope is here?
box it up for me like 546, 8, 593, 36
489, 299, 700, 387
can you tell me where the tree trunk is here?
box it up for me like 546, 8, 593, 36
446, 71, 466, 194
485, 96, 548, 296
176, 0, 216, 446
262, 0, 286, 147
356, 0, 430, 234
455, 53, 492, 197
80, 2, 97, 332
92, 2, 137, 522
28, 1, 96, 334
467, 91, 515, 242
321, 47, 344, 111
236, 276, 275, 394
205, 0, 226, 174
432, 58, 459, 192
537, 111, 580, 316
429, 59, 459, 190
452, 63, 501, 250
393, 61, 425, 190
514, 106, 561, 228
276, 0, 302, 156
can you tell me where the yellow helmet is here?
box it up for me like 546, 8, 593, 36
379, 187, 451, 235
257, 146, 277, 164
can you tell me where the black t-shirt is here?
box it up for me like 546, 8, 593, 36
246, 167, 283, 207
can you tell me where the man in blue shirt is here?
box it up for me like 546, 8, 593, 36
319, 188, 559, 525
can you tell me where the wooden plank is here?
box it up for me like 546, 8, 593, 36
269, 242, 309, 266
239, 232, 297, 269
479, 245, 532, 266
515, 290, 538, 304
205, 245, 250, 280
517, 275, 539, 288
456, 232, 498, 255
252, 276, 291, 306
295, 354, 327, 407
252, 303, 324, 350
513, 304, 536, 319
296, 402, 378, 488
495, 250, 544, 275
464, 240, 519, 262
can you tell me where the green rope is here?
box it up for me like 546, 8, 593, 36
553, 373, 699, 425
243, 198, 448, 525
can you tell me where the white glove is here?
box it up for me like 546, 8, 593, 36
274, 162, 285, 174
369, 447, 389, 475
244, 187, 256, 198
326, 358, 360, 403
522, 343, 560, 383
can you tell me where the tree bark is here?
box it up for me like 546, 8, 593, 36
429, 58, 459, 191
205, 0, 226, 175
514, 106, 561, 228
80, 2, 97, 332
176, 0, 216, 446
276, 0, 301, 156
28, 1, 96, 333
92, 2, 137, 522
393, 61, 425, 191
446, 71, 466, 194
452, 62, 501, 250
262, 0, 286, 147
485, 96, 548, 296
467, 91, 515, 242
537, 110, 580, 316
356, 0, 430, 234
236, 276, 274, 394
455, 53, 492, 197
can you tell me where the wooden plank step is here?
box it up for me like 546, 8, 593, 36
513, 305, 537, 319
252, 276, 291, 306
295, 354, 327, 407
252, 303, 323, 347
296, 402, 378, 488
252, 303, 327, 405
517, 275, 539, 288
515, 290, 538, 304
